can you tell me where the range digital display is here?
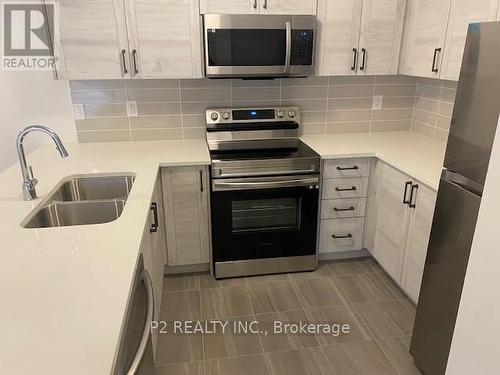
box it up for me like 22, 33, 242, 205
232, 109, 275, 121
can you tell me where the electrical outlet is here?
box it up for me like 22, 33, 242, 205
72, 104, 85, 120
372, 95, 383, 110
126, 101, 138, 117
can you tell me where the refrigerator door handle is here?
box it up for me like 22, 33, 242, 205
441, 170, 483, 197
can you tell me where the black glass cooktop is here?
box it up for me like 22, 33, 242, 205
210, 140, 318, 161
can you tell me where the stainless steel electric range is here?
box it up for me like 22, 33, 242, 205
206, 106, 321, 279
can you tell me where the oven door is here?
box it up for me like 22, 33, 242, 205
211, 174, 319, 265
203, 14, 315, 78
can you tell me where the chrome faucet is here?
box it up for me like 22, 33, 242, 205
17, 125, 69, 200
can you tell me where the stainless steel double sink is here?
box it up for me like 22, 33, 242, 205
22, 174, 135, 228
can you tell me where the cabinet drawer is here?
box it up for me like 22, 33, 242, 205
321, 198, 367, 219
322, 178, 369, 199
320, 218, 364, 253
323, 158, 370, 178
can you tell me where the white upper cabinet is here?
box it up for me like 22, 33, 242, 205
125, 0, 202, 78
401, 0, 451, 78
58, 0, 203, 79
58, 0, 129, 79
200, 0, 317, 15
261, 0, 317, 15
358, 0, 406, 75
316, 0, 405, 76
440, 0, 499, 80
199, 0, 260, 14
401, 0, 499, 80
316, 0, 362, 75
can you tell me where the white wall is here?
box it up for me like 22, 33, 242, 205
0, 70, 76, 172
446, 117, 500, 374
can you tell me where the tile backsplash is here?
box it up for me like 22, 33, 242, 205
70, 75, 420, 143
411, 77, 457, 142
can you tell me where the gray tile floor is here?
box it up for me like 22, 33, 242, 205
155, 258, 422, 375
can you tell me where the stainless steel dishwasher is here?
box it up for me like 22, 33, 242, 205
113, 255, 155, 375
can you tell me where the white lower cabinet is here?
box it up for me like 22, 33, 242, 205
161, 166, 210, 266
401, 183, 437, 302
364, 159, 437, 303
319, 158, 370, 255
320, 218, 365, 252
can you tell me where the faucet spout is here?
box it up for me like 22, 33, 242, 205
16, 125, 69, 200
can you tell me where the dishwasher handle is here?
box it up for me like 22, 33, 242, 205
126, 269, 154, 375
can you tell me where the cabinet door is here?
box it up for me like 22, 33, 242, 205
162, 166, 210, 266
126, 0, 202, 78
149, 174, 165, 321
401, 184, 437, 303
364, 160, 411, 282
440, 0, 499, 81
262, 0, 317, 15
358, 0, 406, 75
402, 0, 451, 78
58, 0, 129, 79
199, 0, 260, 14
315, 0, 363, 75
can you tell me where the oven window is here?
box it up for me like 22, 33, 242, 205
232, 197, 301, 233
207, 29, 286, 66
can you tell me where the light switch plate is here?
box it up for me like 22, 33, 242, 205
372, 95, 383, 110
126, 101, 138, 117
72, 104, 85, 120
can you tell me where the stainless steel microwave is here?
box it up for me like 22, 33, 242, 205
203, 14, 316, 78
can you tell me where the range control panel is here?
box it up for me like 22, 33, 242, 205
206, 106, 300, 125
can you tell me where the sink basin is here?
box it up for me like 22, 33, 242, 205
22, 174, 135, 228
23, 200, 126, 228
50, 175, 135, 201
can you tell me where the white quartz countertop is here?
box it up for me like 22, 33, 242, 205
0, 140, 210, 375
0, 131, 445, 375
301, 131, 446, 190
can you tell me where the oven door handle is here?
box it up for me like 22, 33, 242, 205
212, 176, 319, 191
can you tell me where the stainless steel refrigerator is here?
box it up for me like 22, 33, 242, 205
410, 22, 500, 375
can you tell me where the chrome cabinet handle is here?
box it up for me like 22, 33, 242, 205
131, 49, 139, 76
149, 202, 159, 233
335, 186, 357, 192
253, 0, 257, 9
432, 48, 441, 73
332, 233, 353, 239
351, 48, 358, 71
120, 49, 128, 75
199, 170, 204, 192
334, 206, 355, 212
126, 269, 154, 375
336, 165, 359, 171
403, 181, 412, 205
360, 48, 367, 71
409, 184, 419, 208
263, 0, 267, 9
284, 21, 292, 73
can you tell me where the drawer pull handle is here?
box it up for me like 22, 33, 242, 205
332, 233, 353, 239
336, 166, 359, 171
335, 186, 357, 192
334, 206, 355, 212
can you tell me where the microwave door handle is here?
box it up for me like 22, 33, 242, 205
284, 21, 292, 74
